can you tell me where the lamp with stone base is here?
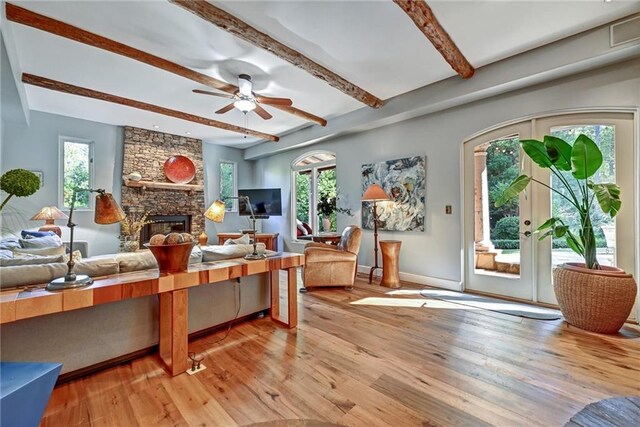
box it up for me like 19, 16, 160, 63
47, 188, 125, 291
30, 206, 68, 237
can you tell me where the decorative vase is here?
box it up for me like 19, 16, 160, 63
128, 171, 142, 181
553, 263, 637, 334
198, 231, 208, 246
322, 217, 331, 232
122, 236, 140, 252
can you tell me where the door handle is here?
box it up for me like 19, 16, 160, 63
522, 231, 531, 237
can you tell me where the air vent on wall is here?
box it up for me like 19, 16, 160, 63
610, 15, 640, 47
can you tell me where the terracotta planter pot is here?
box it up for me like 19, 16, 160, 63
553, 263, 637, 334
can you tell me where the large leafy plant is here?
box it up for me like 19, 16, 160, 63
496, 134, 620, 269
0, 169, 41, 212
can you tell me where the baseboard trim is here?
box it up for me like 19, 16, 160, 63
357, 265, 462, 291
56, 309, 269, 384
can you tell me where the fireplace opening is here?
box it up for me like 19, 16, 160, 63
141, 215, 191, 244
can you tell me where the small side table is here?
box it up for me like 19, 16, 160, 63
380, 240, 401, 288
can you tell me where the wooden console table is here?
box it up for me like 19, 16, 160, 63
0, 253, 303, 376
217, 232, 279, 251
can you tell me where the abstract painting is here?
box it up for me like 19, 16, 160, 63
361, 156, 426, 231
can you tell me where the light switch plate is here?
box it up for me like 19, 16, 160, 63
445, 205, 452, 214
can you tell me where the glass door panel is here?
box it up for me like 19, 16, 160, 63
464, 122, 533, 300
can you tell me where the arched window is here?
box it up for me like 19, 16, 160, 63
291, 151, 337, 240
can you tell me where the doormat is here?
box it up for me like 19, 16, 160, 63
420, 289, 562, 320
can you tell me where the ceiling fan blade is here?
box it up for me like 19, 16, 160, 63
254, 105, 273, 120
193, 89, 234, 99
255, 95, 293, 106
215, 103, 236, 114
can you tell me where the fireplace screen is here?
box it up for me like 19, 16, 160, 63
141, 215, 191, 244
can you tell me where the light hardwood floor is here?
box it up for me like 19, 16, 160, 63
42, 273, 640, 426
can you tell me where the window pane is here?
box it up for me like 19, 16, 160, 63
295, 171, 311, 226
550, 125, 615, 267
474, 136, 521, 277
220, 162, 236, 211
63, 141, 91, 208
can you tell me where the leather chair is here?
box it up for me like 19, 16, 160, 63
302, 225, 362, 292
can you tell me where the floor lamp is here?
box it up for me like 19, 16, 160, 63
362, 184, 391, 284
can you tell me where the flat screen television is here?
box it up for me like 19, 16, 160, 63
238, 188, 282, 217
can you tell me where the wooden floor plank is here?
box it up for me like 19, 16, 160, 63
42, 275, 640, 426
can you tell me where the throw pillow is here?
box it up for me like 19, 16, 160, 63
14, 245, 66, 257
19, 234, 63, 249
0, 249, 14, 259
302, 222, 313, 235
223, 234, 251, 245
0, 237, 21, 251
296, 219, 309, 236
62, 250, 83, 263
21, 230, 56, 239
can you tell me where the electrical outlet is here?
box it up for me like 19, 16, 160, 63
445, 205, 452, 214
186, 364, 206, 375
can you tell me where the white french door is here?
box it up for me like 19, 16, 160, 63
463, 122, 534, 300
464, 112, 637, 308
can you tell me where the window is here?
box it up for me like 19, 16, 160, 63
60, 137, 94, 209
220, 160, 237, 211
292, 151, 337, 238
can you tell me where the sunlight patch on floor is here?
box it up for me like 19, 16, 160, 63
350, 297, 481, 309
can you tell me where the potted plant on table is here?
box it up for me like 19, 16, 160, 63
496, 134, 636, 333
317, 196, 336, 232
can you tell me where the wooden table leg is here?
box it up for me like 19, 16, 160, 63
158, 289, 189, 376
286, 267, 298, 328
269, 267, 298, 329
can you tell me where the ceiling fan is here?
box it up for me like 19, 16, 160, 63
193, 74, 292, 120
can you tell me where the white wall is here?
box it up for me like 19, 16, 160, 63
254, 59, 640, 285
1, 111, 124, 255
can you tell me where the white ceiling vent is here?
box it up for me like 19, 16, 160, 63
610, 15, 640, 47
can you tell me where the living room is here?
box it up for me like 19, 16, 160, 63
1, 1, 640, 426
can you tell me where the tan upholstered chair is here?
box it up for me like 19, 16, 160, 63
302, 225, 362, 292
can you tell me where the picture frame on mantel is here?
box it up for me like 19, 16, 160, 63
30, 170, 44, 188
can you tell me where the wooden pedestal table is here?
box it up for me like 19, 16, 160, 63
379, 240, 402, 288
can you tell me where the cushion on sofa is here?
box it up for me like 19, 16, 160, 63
116, 251, 157, 273
201, 243, 268, 262
14, 245, 66, 257
0, 254, 65, 267
21, 230, 56, 239
223, 234, 251, 245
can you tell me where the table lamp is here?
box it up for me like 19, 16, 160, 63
47, 188, 125, 291
362, 183, 391, 284
204, 195, 265, 260
30, 206, 68, 237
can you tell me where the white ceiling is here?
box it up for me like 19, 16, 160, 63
5, 0, 640, 149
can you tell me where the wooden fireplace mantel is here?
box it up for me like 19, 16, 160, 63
122, 176, 204, 194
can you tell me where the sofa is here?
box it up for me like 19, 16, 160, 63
0, 243, 273, 375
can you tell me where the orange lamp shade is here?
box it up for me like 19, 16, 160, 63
362, 184, 390, 202
94, 193, 126, 224
204, 200, 226, 223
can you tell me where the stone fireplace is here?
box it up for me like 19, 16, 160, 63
121, 127, 205, 241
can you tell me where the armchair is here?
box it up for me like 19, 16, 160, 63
302, 226, 362, 292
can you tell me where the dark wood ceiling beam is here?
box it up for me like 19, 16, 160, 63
169, 0, 384, 109
22, 73, 279, 141
5, 2, 326, 127
393, 0, 475, 79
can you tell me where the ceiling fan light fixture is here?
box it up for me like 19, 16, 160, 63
234, 99, 256, 113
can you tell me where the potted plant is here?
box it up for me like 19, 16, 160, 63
0, 169, 41, 212
317, 196, 335, 232
496, 134, 636, 333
